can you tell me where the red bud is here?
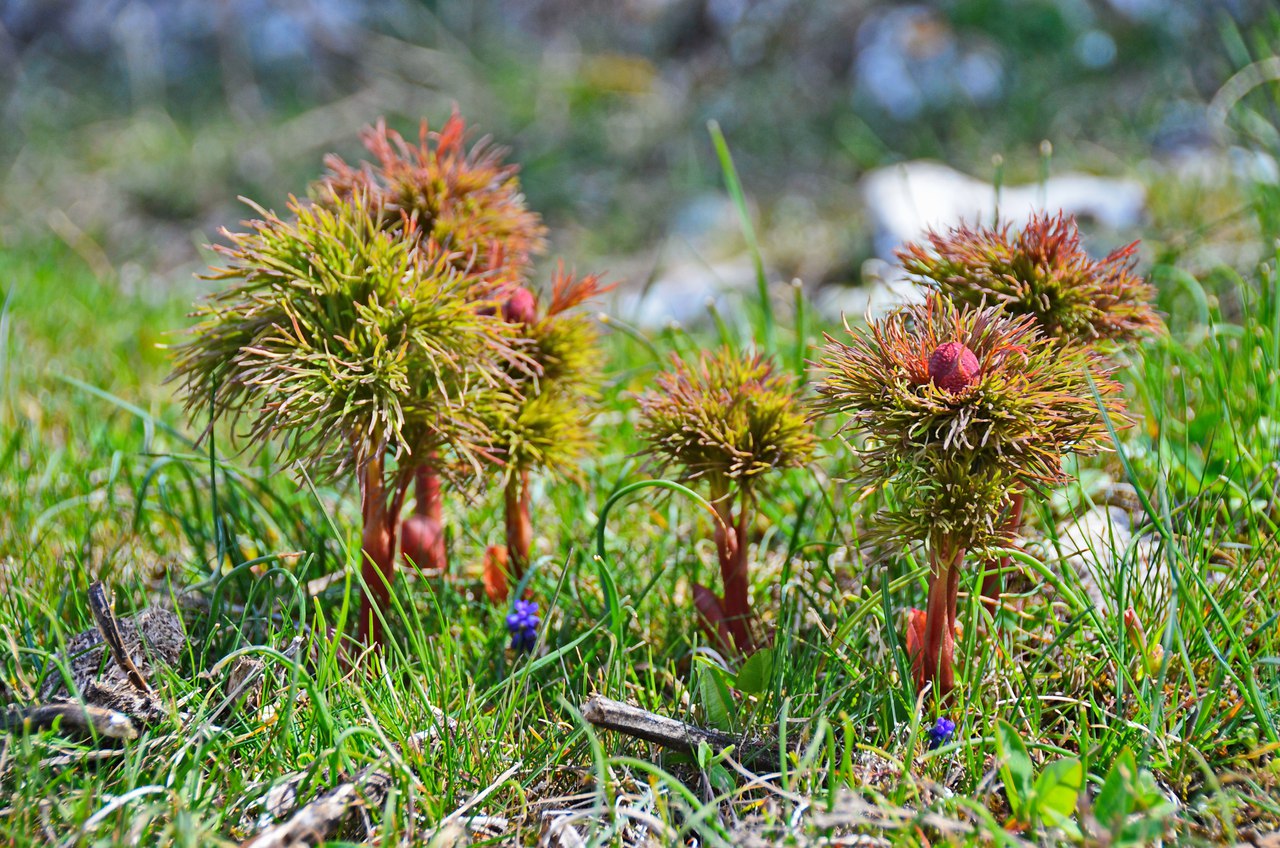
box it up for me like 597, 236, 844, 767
905, 607, 928, 689
502, 287, 538, 326
928, 342, 980, 393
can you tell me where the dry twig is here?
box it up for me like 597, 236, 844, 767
87, 581, 153, 695
243, 707, 463, 847
1, 703, 138, 741
581, 695, 778, 769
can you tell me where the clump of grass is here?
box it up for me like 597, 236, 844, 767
169, 191, 522, 645
816, 294, 1123, 695
636, 347, 815, 654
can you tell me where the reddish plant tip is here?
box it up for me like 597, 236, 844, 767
502, 287, 538, 326
928, 342, 980, 394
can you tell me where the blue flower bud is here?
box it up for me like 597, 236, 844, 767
927, 716, 957, 749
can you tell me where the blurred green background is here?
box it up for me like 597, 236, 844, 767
2, 0, 1278, 302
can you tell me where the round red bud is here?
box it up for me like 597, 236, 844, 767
502, 287, 538, 326
928, 341, 980, 393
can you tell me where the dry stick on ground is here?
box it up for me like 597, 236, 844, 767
436, 761, 522, 828
243, 761, 396, 848
581, 696, 779, 770
243, 716, 465, 847
246, 771, 396, 848
0, 703, 139, 741
87, 581, 153, 695
3, 583, 161, 743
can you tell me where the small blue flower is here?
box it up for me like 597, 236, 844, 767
927, 717, 956, 749
506, 599, 540, 653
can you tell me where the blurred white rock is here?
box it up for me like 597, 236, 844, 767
861, 160, 1146, 260
822, 160, 1148, 319
610, 191, 780, 328
612, 256, 755, 328
1162, 146, 1280, 187
1052, 505, 1160, 614
813, 258, 918, 323
620, 159, 1151, 328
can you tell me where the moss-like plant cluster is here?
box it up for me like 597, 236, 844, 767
899, 212, 1161, 347
478, 266, 611, 600
817, 295, 1122, 548
898, 214, 1165, 613
637, 348, 815, 653
174, 115, 606, 646
813, 208, 1167, 695
817, 294, 1126, 693
174, 118, 1160, 697
171, 192, 520, 483
316, 113, 547, 289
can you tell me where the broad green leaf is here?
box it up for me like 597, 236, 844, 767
709, 762, 735, 795
736, 647, 776, 694
996, 720, 1034, 819
1118, 767, 1176, 845
695, 740, 713, 769
1132, 767, 1172, 812
1121, 814, 1175, 847
1033, 757, 1083, 828
1095, 748, 1137, 828
697, 661, 736, 732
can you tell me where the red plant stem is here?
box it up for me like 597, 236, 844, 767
920, 542, 964, 697
980, 491, 1024, 615
504, 469, 532, 586
407, 461, 447, 573
415, 463, 442, 523
713, 495, 754, 654
692, 584, 734, 656
357, 456, 397, 647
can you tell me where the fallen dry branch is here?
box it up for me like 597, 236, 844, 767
436, 760, 522, 827
1, 703, 138, 741
87, 581, 153, 695
242, 768, 393, 848
243, 711, 462, 846
581, 695, 777, 769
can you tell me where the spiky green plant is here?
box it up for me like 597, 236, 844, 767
170, 192, 522, 646
477, 267, 610, 602
636, 348, 816, 654
316, 112, 550, 579
899, 212, 1162, 347
815, 293, 1124, 695
316, 111, 547, 288
898, 212, 1162, 606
